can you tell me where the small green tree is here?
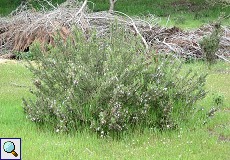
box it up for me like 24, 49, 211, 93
199, 22, 222, 65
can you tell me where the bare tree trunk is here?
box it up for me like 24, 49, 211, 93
109, 0, 117, 13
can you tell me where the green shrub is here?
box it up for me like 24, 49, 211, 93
23, 24, 207, 137
199, 22, 222, 65
14, 51, 36, 60
212, 93, 224, 107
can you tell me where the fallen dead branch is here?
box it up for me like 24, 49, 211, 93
215, 54, 230, 63
114, 11, 149, 52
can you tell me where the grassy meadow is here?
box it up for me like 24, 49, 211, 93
0, 60, 229, 159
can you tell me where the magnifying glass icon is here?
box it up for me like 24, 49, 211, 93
3, 141, 18, 157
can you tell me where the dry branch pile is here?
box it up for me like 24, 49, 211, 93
0, 0, 229, 60
143, 25, 230, 59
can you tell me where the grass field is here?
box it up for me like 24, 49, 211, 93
0, 0, 229, 29
0, 60, 229, 159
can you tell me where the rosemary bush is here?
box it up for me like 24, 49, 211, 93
23, 24, 207, 137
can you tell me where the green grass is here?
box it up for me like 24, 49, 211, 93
108, 0, 230, 28
0, 0, 229, 29
0, 60, 229, 159
0, 0, 21, 16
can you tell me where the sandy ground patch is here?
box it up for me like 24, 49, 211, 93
0, 58, 18, 64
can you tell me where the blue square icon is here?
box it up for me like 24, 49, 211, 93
0, 138, 21, 160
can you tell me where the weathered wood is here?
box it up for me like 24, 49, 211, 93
109, 0, 117, 13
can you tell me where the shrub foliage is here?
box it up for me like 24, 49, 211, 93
200, 22, 222, 65
23, 24, 207, 137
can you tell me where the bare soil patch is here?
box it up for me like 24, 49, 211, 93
0, 58, 17, 64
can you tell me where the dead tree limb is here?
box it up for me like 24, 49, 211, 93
109, 0, 117, 13
75, 0, 88, 17
215, 54, 230, 63
114, 11, 149, 52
